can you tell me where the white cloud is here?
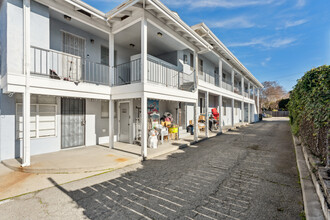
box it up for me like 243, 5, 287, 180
228, 37, 296, 48
296, 0, 306, 8
209, 16, 255, 29
163, 0, 279, 8
261, 57, 272, 66
284, 19, 308, 28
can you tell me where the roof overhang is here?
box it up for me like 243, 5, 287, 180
191, 23, 263, 88
106, 0, 212, 52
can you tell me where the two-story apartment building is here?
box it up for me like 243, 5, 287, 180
0, 0, 262, 166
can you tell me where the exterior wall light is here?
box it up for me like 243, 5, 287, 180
130, 44, 135, 48
64, 15, 71, 21
90, 39, 95, 44
157, 32, 163, 37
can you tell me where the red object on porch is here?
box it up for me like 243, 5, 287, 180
212, 108, 219, 119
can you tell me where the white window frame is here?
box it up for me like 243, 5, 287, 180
16, 103, 57, 139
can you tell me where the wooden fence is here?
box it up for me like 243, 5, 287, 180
264, 111, 289, 117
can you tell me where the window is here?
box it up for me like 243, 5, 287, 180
62, 32, 85, 57
16, 104, 57, 139
183, 54, 188, 64
199, 59, 203, 75
190, 53, 194, 68
101, 46, 109, 66
199, 97, 204, 114
101, 101, 109, 118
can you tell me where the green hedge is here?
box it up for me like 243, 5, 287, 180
288, 65, 330, 165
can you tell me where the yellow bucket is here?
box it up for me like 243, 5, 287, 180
169, 127, 178, 133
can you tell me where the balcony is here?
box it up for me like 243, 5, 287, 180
112, 58, 195, 92
244, 92, 249, 98
199, 71, 220, 88
233, 87, 242, 95
30, 46, 110, 86
222, 80, 232, 91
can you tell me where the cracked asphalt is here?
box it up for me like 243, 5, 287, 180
0, 118, 303, 219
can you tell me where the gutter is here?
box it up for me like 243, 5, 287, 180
106, 0, 140, 20
192, 23, 263, 88
64, 0, 106, 20
147, 0, 211, 51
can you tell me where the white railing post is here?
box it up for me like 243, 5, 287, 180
194, 51, 198, 87
141, 16, 148, 85
205, 91, 209, 138
257, 88, 260, 115
109, 31, 114, 86
22, 0, 31, 167
141, 96, 148, 159
231, 99, 235, 126
231, 69, 235, 92
218, 95, 222, 132
109, 98, 114, 149
194, 101, 198, 142
219, 59, 222, 88
241, 75, 244, 96
241, 101, 244, 123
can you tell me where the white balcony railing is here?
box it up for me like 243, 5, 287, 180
222, 81, 232, 91
113, 58, 195, 92
30, 46, 110, 86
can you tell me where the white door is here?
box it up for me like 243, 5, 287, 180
119, 103, 129, 143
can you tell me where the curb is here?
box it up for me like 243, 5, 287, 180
292, 134, 325, 220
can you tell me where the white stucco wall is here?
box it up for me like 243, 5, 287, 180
30, 0, 49, 49
0, 0, 7, 76
6, 0, 49, 75
222, 98, 232, 126
0, 93, 61, 161
85, 99, 109, 146
50, 18, 108, 63
7, 0, 23, 75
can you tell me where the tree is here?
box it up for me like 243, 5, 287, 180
278, 98, 290, 110
260, 81, 287, 110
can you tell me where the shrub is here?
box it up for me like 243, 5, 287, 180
288, 65, 330, 165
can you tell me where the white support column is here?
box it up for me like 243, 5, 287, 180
241, 101, 244, 124
248, 103, 251, 123
141, 96, 148, 159
218, 95, 222, 132
257, 88, 260, 115
141, 16, 148, 84
194, 101, 198, 142
109, 31, 114, 86
109, 98, 114, 148
205, 91, 209, 138
241, 75, 244, 96
219, 59, 222, 88
22, 0, 31, 167
194, 51, 198, 87
129, 99, 134, 144
231, 99, 235, 126
248, 82, 251, 99
231, 69, 235, 92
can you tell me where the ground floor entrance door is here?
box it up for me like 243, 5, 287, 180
119, 102, 129, 143
61, 98, 86, 149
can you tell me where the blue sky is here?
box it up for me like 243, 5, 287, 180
85, 0, 330, 91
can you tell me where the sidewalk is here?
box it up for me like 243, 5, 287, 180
0, 123, 246, 201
